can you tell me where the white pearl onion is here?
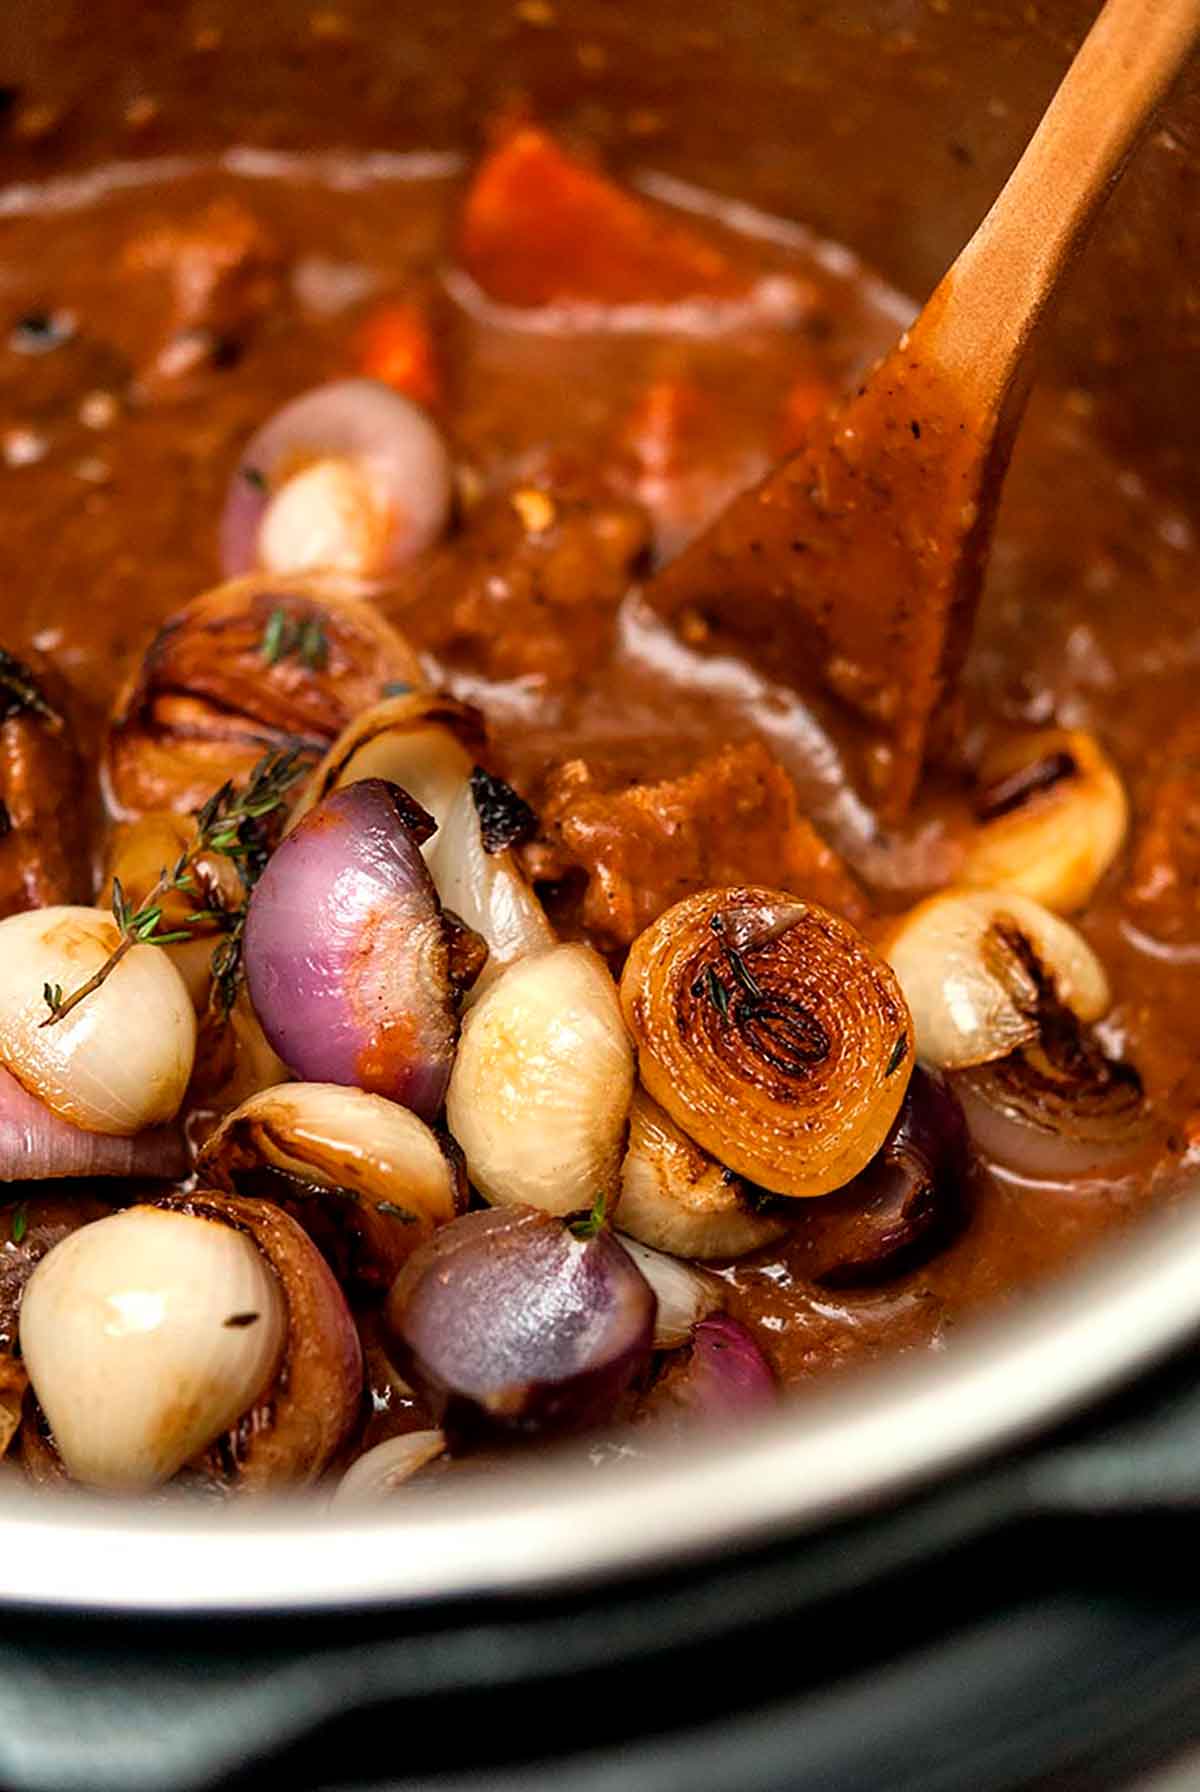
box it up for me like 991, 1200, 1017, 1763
446, 944, 634, 1215
20, 1207, 286, 1490
329, 1430, 446, 1506
615, 1235, 725, 1349
0, 907, 196, 1134
881, 889, 1110, 1070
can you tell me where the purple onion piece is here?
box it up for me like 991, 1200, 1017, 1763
672, 1315, 777, 1422
220, 378, 451, 578
0, 1067, 187, 1183
384, 1205, 657, 1444
243, 779, 458, 1121
791, 1065, 970, 1287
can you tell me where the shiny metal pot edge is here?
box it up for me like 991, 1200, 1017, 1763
2, 1186, 1199, 1615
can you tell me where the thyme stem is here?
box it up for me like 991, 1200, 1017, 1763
41, 746, 306, 1027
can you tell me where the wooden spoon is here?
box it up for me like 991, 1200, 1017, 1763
646, 0, 1200, 822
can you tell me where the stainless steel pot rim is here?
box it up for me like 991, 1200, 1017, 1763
4, 1188, 1200, 1615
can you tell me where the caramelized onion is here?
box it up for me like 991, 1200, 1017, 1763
620, 888, 914, 1199
330, 1429, 447, 1505
384, 1204, 656, 1443
105, 574, 423, 820
173, 1190, 364, 1493
198, 1081, 466, 1290
447, 944, 633, 1215
962, 728, 1128, 915
244, 780, 465, 1121
20, 1205, 288, 1491
618, 1089, 790, 1260
953, 1021, 1150, 1183
0, 906, 196, 1135
615, 1234, 726, 1348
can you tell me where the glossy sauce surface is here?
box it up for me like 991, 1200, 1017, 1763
4, 152, 1200, 1408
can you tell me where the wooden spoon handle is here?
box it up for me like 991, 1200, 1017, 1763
916, 0, 1200, 412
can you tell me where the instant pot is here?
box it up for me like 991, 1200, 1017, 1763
2, 2, 1200, 1786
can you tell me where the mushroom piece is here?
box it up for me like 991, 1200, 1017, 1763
961, 728, 1128, 915
618, 1090, 791, 1261
0, 646, 91, 919
198, 1082, 466, 1292
620, 888, 914, 1200
104, 573, 424, 821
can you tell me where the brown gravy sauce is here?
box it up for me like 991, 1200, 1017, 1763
3, 152, 1200, 1410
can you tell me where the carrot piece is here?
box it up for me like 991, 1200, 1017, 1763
353, 301, 442, 411
458, 124, 751, 307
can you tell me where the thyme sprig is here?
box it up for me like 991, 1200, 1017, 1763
41, 746, 306, 1027
261, 607, 329, 671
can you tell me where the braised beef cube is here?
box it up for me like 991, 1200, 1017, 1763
527, 739, 869, 949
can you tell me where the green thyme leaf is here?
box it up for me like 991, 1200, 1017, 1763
569, 1189, 610, 1241
260, 607, 290, 666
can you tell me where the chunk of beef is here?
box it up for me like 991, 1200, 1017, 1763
391, 483, 650, 687
526, 739, 869, 950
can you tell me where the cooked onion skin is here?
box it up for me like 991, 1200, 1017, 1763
105, 573, 423, 820
0, 1065, 187, 1183
384, 1204, 656, 1443
620, 888, 914, 1199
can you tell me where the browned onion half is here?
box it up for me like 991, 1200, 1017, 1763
168, 1190, 364, 1493
198, 1082, 468, 1293
104, 572, 424, 821
620, 887, 914, 1199
952, 1020, 1152, 1185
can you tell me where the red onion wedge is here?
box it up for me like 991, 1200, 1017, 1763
0, 1066, 187, 1183
243, 779, 463, 1122
671, 1315, 777, 1423
383, 1204, 656, 1443
220, 379, 451, 581
790, 1066, 970, 1287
